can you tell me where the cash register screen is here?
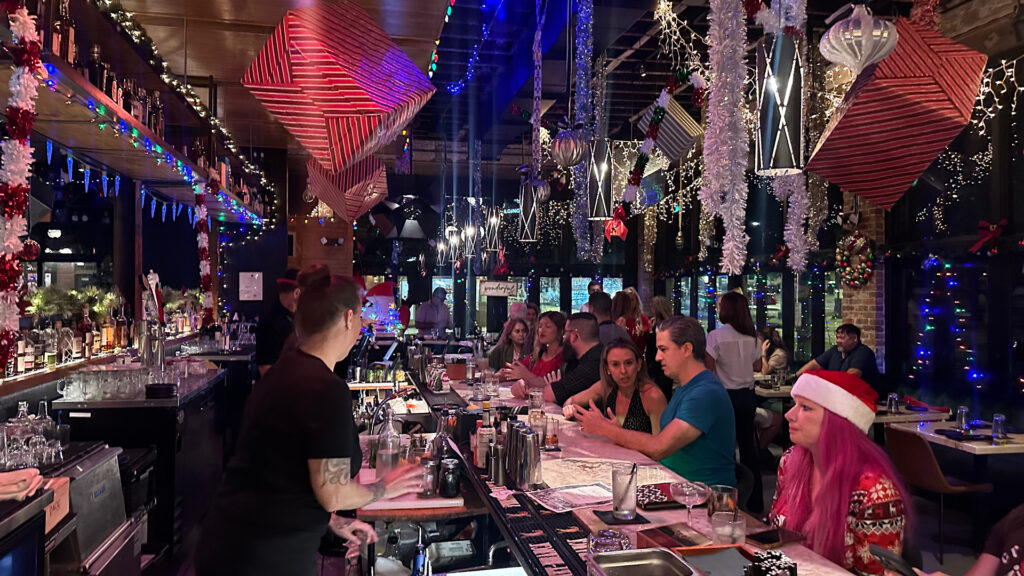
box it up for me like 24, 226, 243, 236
0, 510, 44, 576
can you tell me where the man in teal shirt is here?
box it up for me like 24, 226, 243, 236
573, 315, 735, 486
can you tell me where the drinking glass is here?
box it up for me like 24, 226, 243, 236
670, 481, 709, 525
55, 424, 71, 448
544, 417, 559, 450
611, 464, 637, 520
887, 393, 901, 414
588, 528, 630, 553
711, 512, 746, 544
771, 372, 782, 392
956, 405, 970, 431
992, 413, 1007, 440
707, 484, 738, 517
529, 389, 545, 413
0, 428, 7, 470
529, 412, 546, 442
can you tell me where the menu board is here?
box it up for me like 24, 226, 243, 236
239, 272, 263, 301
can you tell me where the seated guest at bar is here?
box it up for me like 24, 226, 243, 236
797, 323, 880, 389
255, 268, 299, 376
575, 316, 736, 487
612, 289, 649, 352
514, 313, 604, 404
415, 287, 451, 333
563, 339, 666, 433
759, 327, 789, 375
526, 302, 540, 328
588, 279, 603, 294
916, 503, 1024, 576
502, 311, 566, 384
488, 318, 529, 370
590, 291, 631, 346
506, 301, 534, 352
195, 276, 422, 576
770, 371, 909, 576
645, 296, 675, 400
706, 291, 763, 513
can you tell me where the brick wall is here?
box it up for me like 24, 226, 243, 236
841, 192, 885, 372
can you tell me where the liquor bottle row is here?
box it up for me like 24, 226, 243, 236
48, 0, 167, 138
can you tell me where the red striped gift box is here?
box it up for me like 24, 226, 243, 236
243, 2, 435, 174
806, 18, 986, 210
307, 156, 388, 222
637, 95, 702, 162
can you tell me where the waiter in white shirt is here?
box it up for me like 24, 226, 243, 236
415, 287, 451, 333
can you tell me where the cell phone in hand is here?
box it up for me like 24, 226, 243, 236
869, 544, 916, 576
746, 528, 804, 549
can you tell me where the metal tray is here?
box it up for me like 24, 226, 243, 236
586, 548, 694, 576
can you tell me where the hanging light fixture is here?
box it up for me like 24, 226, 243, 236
518, 171, 538, 243
484, 207, 501, 252
462, 223, 478, 259
819, 5, 898, 77
588, 141, 612, 221
756, 31, 805, 175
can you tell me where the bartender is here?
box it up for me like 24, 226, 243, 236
415, 287, 451, 333
254, 268, 299, 376
195, 275, 421, 576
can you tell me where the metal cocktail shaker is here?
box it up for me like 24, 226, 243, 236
489, 442, 504, 485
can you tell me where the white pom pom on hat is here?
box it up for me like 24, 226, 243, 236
791, 370, 878, 434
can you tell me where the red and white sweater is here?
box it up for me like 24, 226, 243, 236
769, 450, 906, 576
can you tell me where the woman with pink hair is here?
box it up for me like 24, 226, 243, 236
770, 370, 910, 576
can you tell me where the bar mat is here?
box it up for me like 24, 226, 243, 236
935, 430, 991, 441
594, 510, 651, 525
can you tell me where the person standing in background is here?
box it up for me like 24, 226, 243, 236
645, 295, 675, 401
415, 287, 451, 333
612, 290, 649, 352
590, 291, 631, 346
705, 291, 764, 513
588, 279, 603, 295
254, 269, 299, 377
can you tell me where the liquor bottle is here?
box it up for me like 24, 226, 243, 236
72, 320, 83, 359
91, 323, 101, 356
149, 91, 164, 137
102, 311, 114, 352
375, 407, 401, 477
61, 0, 76, 65
115, 306, 128, 349
122, 78, 134, 116
50, 2, 64, 61
15, 332, 25, 374
137, 86, 149, 126
71, 48, 84, 77
82, 309, 94, 359
87, 44, 106, 90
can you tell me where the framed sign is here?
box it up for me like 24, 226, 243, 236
239, 272, 263, 301
480, 281, 518, 297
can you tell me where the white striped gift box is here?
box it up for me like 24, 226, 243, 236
637, 94, 702, 162
806, 18, 986, 210
243, 3, 435, 174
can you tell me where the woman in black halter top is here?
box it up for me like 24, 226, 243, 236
562, 338, 667, 434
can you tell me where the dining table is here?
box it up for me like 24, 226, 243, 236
888, 420, 1024, 475
448, 378, 852, 575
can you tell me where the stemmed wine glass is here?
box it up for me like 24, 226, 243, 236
670, 481, 710, 525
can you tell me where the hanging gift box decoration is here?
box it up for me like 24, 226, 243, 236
636, 92, 702, 162
806, 18, 986, 209
306, 156, 388, 223
819, 5, 899, 77
242, 3, 435, 173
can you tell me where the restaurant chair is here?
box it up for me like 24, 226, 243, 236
884, 427, 993, 563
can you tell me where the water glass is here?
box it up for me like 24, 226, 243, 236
588, 528, 630, 553
670, 481, 709, 525
55, 424, 70, 448
771, 373, 782, 392
529, 389, 545, 413
611, 464, 637, 520
710, 512, 746, 544
956, 405, 970, 431
992, 413, 1008, 440
421, 461, 438, 497
887, 393, 901, 413
707, 484, 739, 517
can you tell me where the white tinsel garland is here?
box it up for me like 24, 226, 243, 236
199, 260, 210, 276
9, 67, 40, 111
0, 215, 26, 254
0, 294, 19, 333
772, 174, 809, 272
0, 140, 33, 187
8, 9, 39, 41
197, 231, 208, 249
701, 0, 750, 275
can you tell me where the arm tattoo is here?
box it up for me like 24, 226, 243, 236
321, 459, 351, 487
367, 479, 387, 503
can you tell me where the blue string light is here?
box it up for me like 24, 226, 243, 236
447, 22, 492, 94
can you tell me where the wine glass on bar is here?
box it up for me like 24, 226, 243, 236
670, 481, 710, 525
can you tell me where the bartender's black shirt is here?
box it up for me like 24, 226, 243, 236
196, 347, 360, 576
253, 299, 293, 368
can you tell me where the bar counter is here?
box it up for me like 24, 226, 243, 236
412, 374, 852, 576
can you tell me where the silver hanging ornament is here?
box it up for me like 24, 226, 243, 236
549, 124, 589, 168
532, 178, 551, 203
819, 5, 898, 76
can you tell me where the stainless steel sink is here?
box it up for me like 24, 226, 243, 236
585, 548, 694, 576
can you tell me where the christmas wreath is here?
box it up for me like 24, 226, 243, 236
835, 232, 875, 288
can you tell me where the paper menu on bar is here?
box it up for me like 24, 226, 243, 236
525, 482, 613, 513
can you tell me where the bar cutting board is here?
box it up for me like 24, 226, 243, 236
357, 468, 463, 510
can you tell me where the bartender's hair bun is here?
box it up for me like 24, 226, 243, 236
295, 275, 362, 338
297, 263, 331, 292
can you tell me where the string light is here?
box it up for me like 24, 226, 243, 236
972, 56, 1024, 136
653, 0, 709, 76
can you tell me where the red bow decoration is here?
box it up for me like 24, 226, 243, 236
968, 219, 1006, 254
768, 244, 789, 267
604, 206, 628, 242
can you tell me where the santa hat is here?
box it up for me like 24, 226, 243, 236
275, 268, 299, 287
791, 370, 878, 434
365, 281, 396, 300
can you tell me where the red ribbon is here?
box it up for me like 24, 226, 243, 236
605, 206, 628, 242
492, 246, 510, 276
968, 219, 1006, 253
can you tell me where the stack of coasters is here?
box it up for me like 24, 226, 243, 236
744, 550, 797, 576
